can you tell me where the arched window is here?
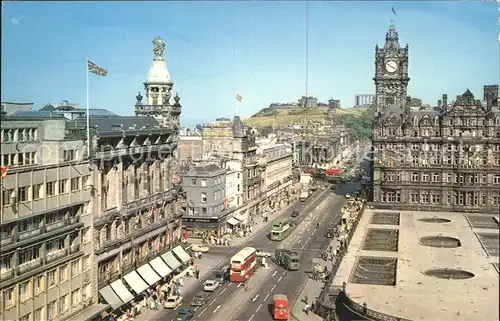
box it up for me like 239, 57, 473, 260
413, 116, 419, 126
434, 116, 439, 126
495, 117, 500, 126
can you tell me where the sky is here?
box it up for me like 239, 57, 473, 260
2, 1, 499, 126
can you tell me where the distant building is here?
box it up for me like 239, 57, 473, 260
39, 101, 117, 120
354, 94, 375, 107
328, 99, 341, 110
299, 96, 319, 108
179, 135, 203, 164
1, 101, 34, 115
181, 164, 227, 237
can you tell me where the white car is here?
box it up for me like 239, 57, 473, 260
345, 194, 352, 199
164, 295, 183, 309
203, 280, 220, 292
256, 250, 273, 258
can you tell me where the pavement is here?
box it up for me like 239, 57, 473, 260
134, 183, 331, 321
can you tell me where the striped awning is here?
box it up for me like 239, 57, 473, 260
172, 245, 191, 264
161, 251, 182, 271
109, 280, 134, 304
149, 257, 172, 277
136, 263, 161, 286
123, 270, 148, 294
98, 286, 123, 310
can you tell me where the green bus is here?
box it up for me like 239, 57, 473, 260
270, 218, 291, 241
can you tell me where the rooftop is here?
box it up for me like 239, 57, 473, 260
332, 209, 499, 321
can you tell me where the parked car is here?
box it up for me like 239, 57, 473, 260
190, 291, 209, 306
256, 250, 273, 258
176, 307, 195, 321
164, 295, 183, 309
203, 280, 220, 292
191, 244, 210, 253
291, 210, 300, 218
345, 194, 352, 199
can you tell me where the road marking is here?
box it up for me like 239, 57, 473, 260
271, 285, 276, 291
264, 293, 270, 301
209, 298, 217, 305
220, 288, 227, 295
213, 305, 221, 313
268, 240, 272, 244
307, 228, 310, 232
272, 270, 277, 276
194, 307, 198, 311
249, 314, 255, 321
301, 244, 305, 249
252, 294, 259, 302
282, 270, 286, 275
174, 305, 179, 310
278, 276, 283, 282
237, 283, 242, 287
199, 307, 207, 316
256, 303, 262, 311
298, 239, 302, 244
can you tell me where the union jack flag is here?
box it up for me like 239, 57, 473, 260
1, 165, 12, 179
87, 60, 108, 76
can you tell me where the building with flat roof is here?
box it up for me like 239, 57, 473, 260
329, 209, 499, 321
1, 115, 95, 321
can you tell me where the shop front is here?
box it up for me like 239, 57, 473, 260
182, 217, 226, 239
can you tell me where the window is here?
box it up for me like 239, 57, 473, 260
70, 177, 81, 191
493, 195, 500, 206
494, 175, 500, 185
3, 286, 16, 309
381, 190, 401, 203
82, 255, 90, 271
201, 192, 207, 203
2, 189, 14, 206
19, 246, 40, 265
25, 152, 36, 165
34, 307, 43, 321
18, 153, 24, 165
431, 173, 440, 182
412, 156, 419, 165
63, 150, 76, 162
421, 173, 430, 182
48, 269, 57, 288
18, 186, 30, 202
411, 173, 419, 182
431, 193, 441, 204
421, 191, 430, 204
71, 289, 81, 307
191, 179, 196, 185
46, 182, 56, 196
60, 294, 69, 313
60, 264, 68, 282
58, 180, 67, 194
20, 280, 32, 301
34, 275, 45, 295
201, 179, 207, 187
32, 184, 43, 200
71, 259, 80, 276
82, 283, 91, 301
201, 207, 207, 214
82, 175, 91, 188
47, 300, 57, 320
20, 313, 31, 321
410, 191, 419, 203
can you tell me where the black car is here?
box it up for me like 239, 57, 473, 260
291, 210, 299, 217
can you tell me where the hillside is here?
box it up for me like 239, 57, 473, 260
244, 106, 369, 127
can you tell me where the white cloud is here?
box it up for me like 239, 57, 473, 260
10, 15, 24, 25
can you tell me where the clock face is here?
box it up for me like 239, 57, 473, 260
385, 60, 398, 73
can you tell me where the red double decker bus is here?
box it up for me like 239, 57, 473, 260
230, 247, 257, 282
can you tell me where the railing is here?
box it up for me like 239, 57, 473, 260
1, 236, 13, 247
0, 269, 14, 281
94, 207, 119, 225
19, 258, 41, 273
69, 244, 81, 254
135, 105, 181, 114
122, 189, 176, 214
340, 291, 411, 321
94, 144, 172, 159
46, 221, 66, 232
47, 249, 67, 262
18, 228, 41, 240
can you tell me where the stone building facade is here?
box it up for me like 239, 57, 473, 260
0, 117, 94, 321
371, 25, 500, 213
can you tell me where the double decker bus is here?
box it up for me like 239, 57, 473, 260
230, 247, 257, 282
272, 294, 289, 320
270, 218, 291, 241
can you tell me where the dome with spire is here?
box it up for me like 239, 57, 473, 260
145, 37, 171, 84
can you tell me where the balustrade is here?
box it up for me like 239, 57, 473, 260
19, 258, 41, 273
47, 249, 67, 262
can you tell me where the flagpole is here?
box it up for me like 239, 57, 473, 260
86, 56, 91, 158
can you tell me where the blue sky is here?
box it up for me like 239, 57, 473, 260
2, 1, 498, 126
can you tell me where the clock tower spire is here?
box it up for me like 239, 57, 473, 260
374, 24, 410, 115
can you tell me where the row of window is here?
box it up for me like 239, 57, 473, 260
1, 149, 79, 167
379, 189, 500, 206
5, 283, 91, 321
1, 128, 38, 143
378, 128, 500, 138
382, 143, 500, 152
383, 155, 500, 167
1, 176, 90, 206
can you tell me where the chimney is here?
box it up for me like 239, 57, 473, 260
437, 100, 442, 108
442, 94, 448, 108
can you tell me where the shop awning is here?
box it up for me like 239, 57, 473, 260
123, 270, 149, 294
234, 214, 245, 222
98, 286, 123, 310
161, 251, 182, 271
110, 280, 134, 304
149, 257, 172, 278
137, 263, 161, 286
227, 217, 239, 226
172, 245, 192, 264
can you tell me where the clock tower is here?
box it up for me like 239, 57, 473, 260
374, 24, 410, 114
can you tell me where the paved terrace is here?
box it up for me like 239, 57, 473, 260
332, 209, 499, 321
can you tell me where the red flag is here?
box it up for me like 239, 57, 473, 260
1, 165, 12, 179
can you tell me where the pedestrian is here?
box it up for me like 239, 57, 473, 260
195, 270, 200, 279
304, 294, 308, 305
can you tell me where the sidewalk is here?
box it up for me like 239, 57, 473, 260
291, 238, 340, 321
